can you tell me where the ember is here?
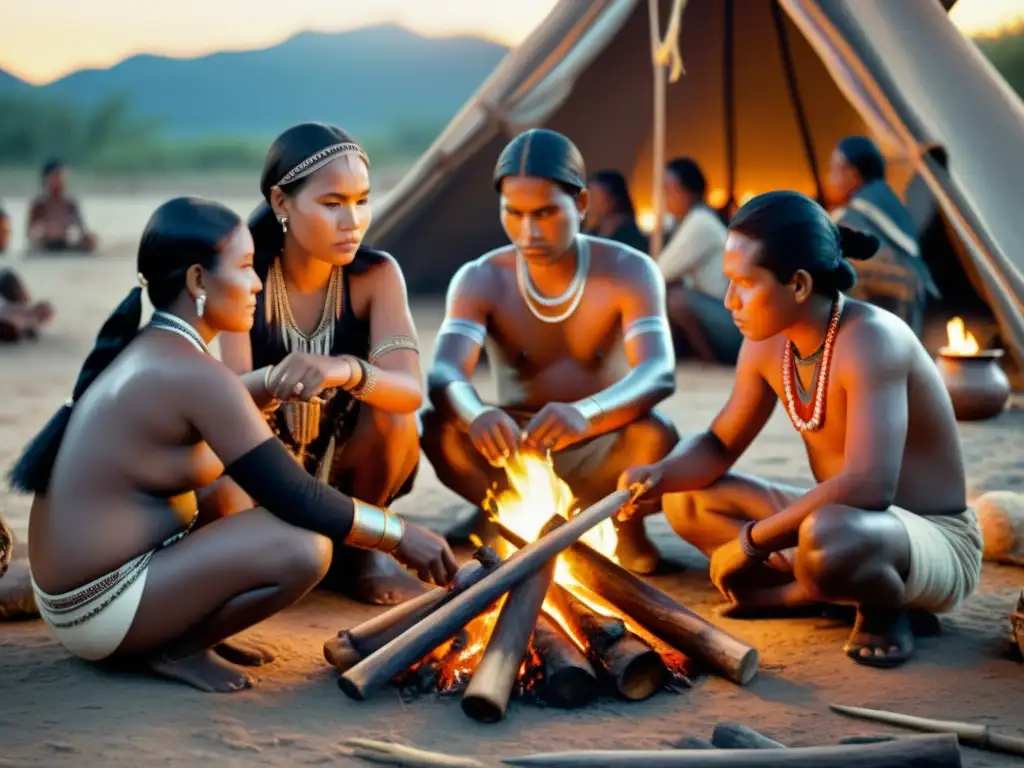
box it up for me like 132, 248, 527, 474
332, 453, 758, 721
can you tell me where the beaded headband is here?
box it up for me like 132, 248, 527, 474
276, 142, 370, 188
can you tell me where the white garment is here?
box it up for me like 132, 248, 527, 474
656, 206, 728, 299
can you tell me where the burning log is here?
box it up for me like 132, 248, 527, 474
324, 547, 502, 671
497, 520, 758, 685
525, 615, 598, 709
500, 733, 962, 766
462, 561, 554, 723
339, 487, 639, 701
545, 582, 666, 701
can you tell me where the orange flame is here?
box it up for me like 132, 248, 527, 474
942, 316, 980, 356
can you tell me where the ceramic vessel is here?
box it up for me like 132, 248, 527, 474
936, 349, 1011, 421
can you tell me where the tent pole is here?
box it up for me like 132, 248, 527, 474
648, 0, 667, 258
723, 0, 736, 217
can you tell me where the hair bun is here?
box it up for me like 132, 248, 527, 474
838, 225, 879, 262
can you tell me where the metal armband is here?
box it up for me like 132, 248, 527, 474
623, 315, 671, 344
346, 499, 405, 552
445, 381, 493, 428
573, 396, 604, 424
437, 317, 487, 347
368, 335, 419, 365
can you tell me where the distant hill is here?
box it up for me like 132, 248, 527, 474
0, 69, 29, 91
1, 25, 509, 140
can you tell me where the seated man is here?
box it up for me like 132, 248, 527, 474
422, 128, 679, 574
825, 136, 938, 336
1, 209, 54, 341
619, 190, 982, 667
656, 158, 741, 365
584, 170, 649, 254
27, 160, 99, 253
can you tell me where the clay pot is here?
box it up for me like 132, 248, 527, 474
935, 350, 1011, 421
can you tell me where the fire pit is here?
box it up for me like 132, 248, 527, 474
935, 316, 1010, 421
325, 454, 758, 722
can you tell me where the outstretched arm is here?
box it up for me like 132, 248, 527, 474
426, 260, 492, 430
649, 340, 777, 495
749, 322, 909, 552
571, 253, 676, 436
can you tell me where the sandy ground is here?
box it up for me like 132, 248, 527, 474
2, 197, 1024, 767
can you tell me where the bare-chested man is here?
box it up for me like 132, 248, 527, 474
421, 129, 679, 574
619, 191, 983, 667
28, 160, 99, 253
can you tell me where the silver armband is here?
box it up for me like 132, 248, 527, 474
623, 315, 671, 344
445, 381, 493, 427
573, 396, 604, 424
438, 317, 487, 346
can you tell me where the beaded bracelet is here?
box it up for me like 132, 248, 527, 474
739, 521, 771, 562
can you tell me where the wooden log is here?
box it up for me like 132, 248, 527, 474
462, 561, 554, 723
546, 582, 665, 701
497, 520, 758, 685
501, 733, 962, 766
339, 488, 636, 700
341, 738, 488, 767
324, 547, 502, 671
829, 703, 1024, 757
710, 723, 786, 750
527, 615, 599, 709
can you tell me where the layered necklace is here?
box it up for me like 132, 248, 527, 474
515, 236, 590, 324
781, 293, 845, 433
150, 310, 210, 355
265, 256, 344, 356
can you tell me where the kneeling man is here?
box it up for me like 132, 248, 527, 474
422, 128, 679, 573
619, 190, 982, 666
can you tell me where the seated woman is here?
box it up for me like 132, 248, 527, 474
825, 136, 938, 336
584, 170, 649, 253
0, 263, 55, 343
27, 160, 99, 254
219, 123, 426, 606
8, 196, 457, 693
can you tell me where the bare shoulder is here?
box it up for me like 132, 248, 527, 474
835, 300, 915, 376
447, 246, 514, 303
588, 236, 663, 293
163, 350, 250, 408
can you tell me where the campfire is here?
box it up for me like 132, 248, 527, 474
326, 454, 758, 723
935, 316, 1010, 421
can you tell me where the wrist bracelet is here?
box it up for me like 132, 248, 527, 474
446, 381, 492, 428
739, 521, 771, 561
348, 358, 376, 400
573, 396, 604, 424
263, 365, 275, 395
346, 499, 405, 550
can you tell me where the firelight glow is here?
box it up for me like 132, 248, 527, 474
942, 316, 982, 357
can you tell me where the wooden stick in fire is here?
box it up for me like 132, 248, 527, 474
461, 560, 555, 722
500, 733, 962, 767
324, 546, 503, 670
544, 581, 666, 701
497, 519, 758, 685
830, 703, 1024, 757
339, 483, 649, 701
527, 615, 599, 709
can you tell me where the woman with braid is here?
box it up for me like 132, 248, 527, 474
8, 197, 456, 693
219, 123, 427, 605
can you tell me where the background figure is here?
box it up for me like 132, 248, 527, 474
584, 170, 649, 253
825, 136, 938, 336
220, 123, 426, 606
656, 157, 742, 365
27, 160, 99, 254
0, 208, 55, 341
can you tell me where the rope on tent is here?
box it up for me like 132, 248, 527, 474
647, 0, 689, 257
770, 0, 825, 205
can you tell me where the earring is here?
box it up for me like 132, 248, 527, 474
280, 216, 289, 234
196, 293, 207, 318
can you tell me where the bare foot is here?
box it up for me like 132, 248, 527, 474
843, 607, 914, 668
351, 550, 426, 606
613, 516, 660, 575
150, 649, 254, 693
214, 639, 274, 667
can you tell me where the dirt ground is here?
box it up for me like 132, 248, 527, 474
2, 207, 1024, 767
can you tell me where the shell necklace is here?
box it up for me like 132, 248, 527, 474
781, 293, 844, 433
265, 256, 344, 356
150, 310, 210, 355
515, 236, 590, 324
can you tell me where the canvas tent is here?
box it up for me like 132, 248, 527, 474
369, 0, 1024, 376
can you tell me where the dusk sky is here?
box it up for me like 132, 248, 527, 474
1, 0, 1022, 85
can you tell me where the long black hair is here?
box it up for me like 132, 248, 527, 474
8, 197, 243, 494
248, 122, 384, 279
493, 128, 586, 197
588, 170, 637, 219
728, 190, 879, 295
